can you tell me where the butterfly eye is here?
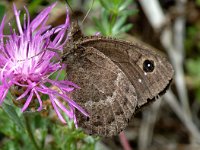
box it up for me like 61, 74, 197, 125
143, 59, 155, 72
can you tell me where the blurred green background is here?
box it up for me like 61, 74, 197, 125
0, 0, 200, 150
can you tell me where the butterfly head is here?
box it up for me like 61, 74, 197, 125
61, 21, 84, 63
68, 21, 83, 42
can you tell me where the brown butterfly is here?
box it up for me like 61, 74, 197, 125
62, 22, 174, 137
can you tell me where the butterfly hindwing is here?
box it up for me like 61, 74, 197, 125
66, 47, 137, 136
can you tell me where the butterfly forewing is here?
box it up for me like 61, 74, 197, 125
79, 36, 173, 108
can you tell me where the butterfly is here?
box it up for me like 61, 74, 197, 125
61, 22, 174, 137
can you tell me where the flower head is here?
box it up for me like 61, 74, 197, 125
0, 3, 88, 127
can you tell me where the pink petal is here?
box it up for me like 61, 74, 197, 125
33, 89, 43, 111
21, 89, 34, 112
16, 87, 31, 100
30, 3, 57, 31
49, 94, 66, 123
13, 4, 23, 35
54, 97, 73, 118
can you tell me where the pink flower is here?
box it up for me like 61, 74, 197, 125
0, 3, 88, 127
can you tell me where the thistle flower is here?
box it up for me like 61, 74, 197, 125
0, 3, 88, 127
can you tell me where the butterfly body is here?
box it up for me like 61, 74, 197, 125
62, 23, 174, 137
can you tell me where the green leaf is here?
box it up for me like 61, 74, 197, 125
112, 15, 127, 33
120, 9, 138, 17
99, 0, 110, 10
101, 10, 110, 31
119, 0, 132, 11
112, 0, 123, 12
2, 103, 25, 130
93, 17, 106, 35
118, 23, 133, 33
92, 0, 137, 36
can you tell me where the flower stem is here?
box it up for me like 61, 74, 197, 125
119, 131, 132, 150
24, 114, 40, 150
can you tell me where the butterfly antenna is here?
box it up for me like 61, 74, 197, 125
17, 50, 46, 62
81, 0, 95, 24
65, 0, 73, 13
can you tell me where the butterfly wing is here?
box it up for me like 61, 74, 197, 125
64, 35, 173, 137
66, 47, 137, 136
80, 36, 174, 109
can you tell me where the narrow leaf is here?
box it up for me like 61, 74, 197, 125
2, 102, 25, 129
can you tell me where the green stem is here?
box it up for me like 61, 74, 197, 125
109, 13, 117, 35
24, 115, 40, 150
